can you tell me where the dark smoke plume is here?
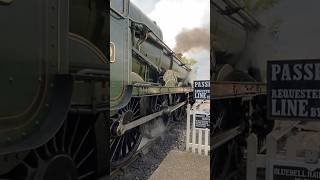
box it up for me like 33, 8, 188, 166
174, 27, 210, 53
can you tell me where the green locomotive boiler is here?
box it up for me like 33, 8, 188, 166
110, 0, 192, 168
0, 0, 192, 179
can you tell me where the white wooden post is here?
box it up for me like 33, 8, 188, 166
286, 136, 297, 160
186, 104, 210, 156
266, 133, 277, 159
186, 103, 191, 151
247, 134, 258, 180
204, 129, 209, 156
198, 129, 204, 155
192, 113, 196, 153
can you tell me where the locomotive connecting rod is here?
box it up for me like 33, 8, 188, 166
211, 126, 242, 150
116, 101, 187, 136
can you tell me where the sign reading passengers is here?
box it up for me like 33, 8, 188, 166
267, 60, 320, 120
194, 80, 210, 100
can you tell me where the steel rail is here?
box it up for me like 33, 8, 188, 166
99, 137, 160, 180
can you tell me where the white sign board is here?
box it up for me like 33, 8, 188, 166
194, 113, 210, 129
267, 159, 320, 180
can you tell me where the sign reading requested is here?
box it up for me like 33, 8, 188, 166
194, 80, 210, 100
267, 60, 320, 120
194, 113, 210, 129
267, 160, 320, 180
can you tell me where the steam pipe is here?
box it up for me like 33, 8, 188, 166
211, 0, 260, 30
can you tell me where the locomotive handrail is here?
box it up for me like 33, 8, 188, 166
132, 47, 162, 73
130, 20, 192, 72
211, 0, 260, 30
222, 0, 260, 28
132, 82, 162, 87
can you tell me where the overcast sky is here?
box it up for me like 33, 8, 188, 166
131, 0, 210, 80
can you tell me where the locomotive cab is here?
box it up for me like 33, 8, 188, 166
110, 0, 129, 16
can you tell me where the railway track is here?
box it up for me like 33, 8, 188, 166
99, 137, 160, 180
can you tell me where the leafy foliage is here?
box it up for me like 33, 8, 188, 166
240, 0, 279, 13
180, 55, 197, 66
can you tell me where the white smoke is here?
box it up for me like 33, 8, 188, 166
132, 0, 210, 80
131, 0, 160, 14
147, 0, 209, 49
239, 0, 320, 82
140, 117, 167, 139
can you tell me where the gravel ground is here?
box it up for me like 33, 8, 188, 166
113, 119, 187, 180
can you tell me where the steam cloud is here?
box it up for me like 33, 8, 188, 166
174, 27, 210, 53
236, 0, 320, 82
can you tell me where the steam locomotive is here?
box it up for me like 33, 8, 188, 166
0, 0, 191, 179
109, 0, 192, 168
211, 0, 273, 179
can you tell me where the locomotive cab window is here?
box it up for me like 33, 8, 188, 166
110, 0, 129, 16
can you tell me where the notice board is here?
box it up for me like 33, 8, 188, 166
267, 59, 320, 120
194, 80, 210, 100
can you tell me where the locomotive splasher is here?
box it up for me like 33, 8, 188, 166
0, 0, 110, 179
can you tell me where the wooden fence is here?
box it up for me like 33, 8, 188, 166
186, 104, 210, 156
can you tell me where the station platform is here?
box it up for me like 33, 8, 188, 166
149, 150, 210, 180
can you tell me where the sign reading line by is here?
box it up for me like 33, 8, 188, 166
267, 59, 320, 120
194, 80, 210, 100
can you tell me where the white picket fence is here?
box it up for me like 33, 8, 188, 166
186, 103, 210, 156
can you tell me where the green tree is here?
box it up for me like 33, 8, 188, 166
240, 0, 279, 13
180, 56, 197, 66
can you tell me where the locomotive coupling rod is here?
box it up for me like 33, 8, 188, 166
117, 101, 186, 136
211, 126, 241, 150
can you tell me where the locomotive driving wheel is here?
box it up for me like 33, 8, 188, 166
0, 114, 98, 180
110, 98, 142, 168
212, 100, 245, 180
151, 95, 172, 126
172, 94, 186, 122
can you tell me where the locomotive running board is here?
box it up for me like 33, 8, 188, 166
116, 101, 186, 135
132, 84, 193, 97
212, 81, 266, 100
